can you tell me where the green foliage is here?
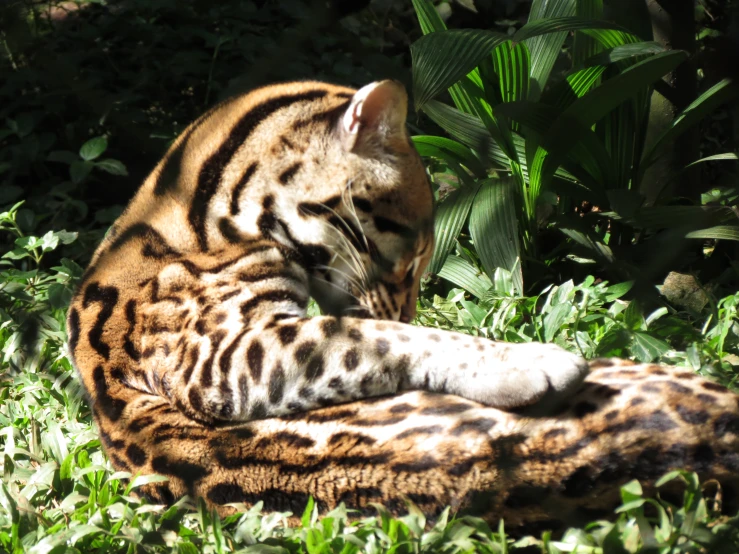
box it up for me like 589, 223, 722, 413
421, 267, 739, 386
411, 0, 739, 291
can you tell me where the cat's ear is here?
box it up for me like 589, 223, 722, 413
340, 80, 408, 153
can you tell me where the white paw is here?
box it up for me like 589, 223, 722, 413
452, 342, 589, 411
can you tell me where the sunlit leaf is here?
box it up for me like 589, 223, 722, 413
437, 255, 492, 300
469, 178, 523, 294
429, 182, 482, 274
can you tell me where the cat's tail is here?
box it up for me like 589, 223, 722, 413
98, 358, 739, 532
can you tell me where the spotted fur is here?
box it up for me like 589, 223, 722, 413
68, 81, 739, 529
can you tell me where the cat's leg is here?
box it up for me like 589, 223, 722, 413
167, 313, 588, 422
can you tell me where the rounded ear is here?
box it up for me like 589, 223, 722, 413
340, 80, 409, 153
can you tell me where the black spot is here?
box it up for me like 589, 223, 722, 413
83, 282, 119, 360
67, 308, 80, 355
667, 381, 692, 395
278, 324, 299, 345
231, 427, 256, 440
250, 401, 267, 419
542, 428, 567, 440
374, 216, 412, 236
188, 388, 204, 413
218, 217, 242, 243
714, 413, 739, 437
306, 353, 325, 381
573, 401, 598, 418
321, 318, 340, 337
420, 403, 471, 416
328, 377, 343, 390
395, 425, 443, 440
451, 418, 497, 436
295, 341, 317, 364
391, 456, 438, 473
268, 364, 286, 404
247, 340, 265, 382
272, 431, 315, 448
126, 444, 147, 466
151, 456, 210, 482
389, 403, 415, 414
397, 334, 410, 342
257, 195, 277, 234
428, 334, 441, 342
348, 328, 363, 341
278, 162, 302, 185
351, 197, 372, 212
298, 385, 314, 399
189, 90, 327, 250
327, 431, 376, 445
231, 162, 258, 215
375, 338, 391, 356
675, 404, 710, 425
303, 409, 358, 423
92, 366, 126, 421
642, 410, 679, 432
702, 381, 727, 392
343, 348, 360, 371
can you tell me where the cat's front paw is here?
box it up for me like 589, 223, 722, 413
453, 342, 589, 411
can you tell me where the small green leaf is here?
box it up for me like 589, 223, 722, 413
95, 158, 128, 176
79, 136, 108, 161
438, 255, 492, 300
596, 328, 631, 357
55, 230, 78, 245
301, 496, 315, 527
630, 332, 670, 362
605, 281, 634, 301
543, 302, 573, 342
40, 230, 60, 252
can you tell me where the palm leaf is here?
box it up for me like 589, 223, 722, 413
469, 178, 523, 294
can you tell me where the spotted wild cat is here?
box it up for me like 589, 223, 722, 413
67, 80, 739, 530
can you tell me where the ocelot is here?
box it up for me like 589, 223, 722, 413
68, 80, 739, 531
